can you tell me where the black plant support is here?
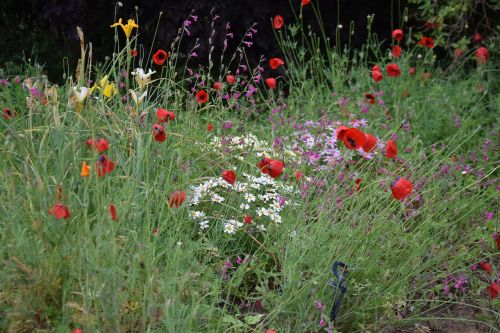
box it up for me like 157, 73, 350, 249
328, 260, 348, 322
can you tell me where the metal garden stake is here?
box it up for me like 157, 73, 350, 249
328, 260, 348, 322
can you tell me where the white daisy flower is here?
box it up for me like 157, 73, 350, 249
240, 203, 250, 210
199, 220, 209, 229
224, 223, 236, 234
244, 193, 256, 202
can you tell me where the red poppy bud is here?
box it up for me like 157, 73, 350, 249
362, 133, 377, 153
342, 128, 366, 150
386, 140, 398, 159
486, 282, 499, 299
108, 203, 117, 221
273, 15, 284, 29
48, 203, 70, 220
390, 177, 413, 200
168, 190, 186, 208
226, 75, 236, 85
265, 78, 277, 90
207, 123, 214, 131
131, 49, 138, 57
301, 0, 311, 6
269, 57, 285, 70
152, 49, 168, 65
213, 82, 222, 91
409, 67, 416, 76
72, 329, 83, 333
392, 29, 404, 41
244, 214, 252, 224
196, 90, 208, 104
386, 63, 401, 77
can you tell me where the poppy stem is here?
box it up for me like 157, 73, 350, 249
248, 233, 280, 268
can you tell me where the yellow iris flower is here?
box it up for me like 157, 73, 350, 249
110, 18, 139, 39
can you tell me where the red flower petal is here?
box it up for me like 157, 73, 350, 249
226, 75, 236, 85
269, 57, 285, 69
168, 190, 186, 208
386, 63, 401, 77
390, 177, 413, 200
386, 140, 398, 159
392, 29, 404, 41
486, 283, 499, 299
265, 78, 277, 89
48, 203, 70, 220
196, 90, 208, 104
268, 160, 284, 179
342, 128, 366, 150
273, 15, 284, 29
108, 203, 117, 221
372, 70, 383, 82
153, 49, 168, 65
362, 133, 378, 153
222, 169, 237, 185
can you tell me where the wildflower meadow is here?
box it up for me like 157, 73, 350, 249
0, 1, 498, 332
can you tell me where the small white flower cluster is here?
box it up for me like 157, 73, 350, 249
204, 134, 298, 162
189, 172, 295, 235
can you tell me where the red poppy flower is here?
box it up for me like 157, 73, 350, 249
108, 203, 117, 221
365, 93, 376, 105
479, 261, 493, 274
486, 282, 499, 299
168, 190, 186, 208
362, 133, 377, 153
226, 75, 236, 85
336, 125, 349, 140
152, 50, 168, 65
156, 108, 175, 122
213, 82, 222, 91
86, 138, 109, 153
392, 29, 404, 41
273, 15, 284, 29
259, 158, 284, 178
265, 78, 277, 89
196, 90, 208, 104
207, 123, 214, 131
2, 108, 16, 120
372, 70, 383, 82
268, 160, 284, 178
386, 63, 401, 77
301, 0, 311, 6
409, 67, 416, 76
475, 47, 490, 65
472, 33, 482, 43
418, 37, 434, 48
152, 124, 166, 142
386, 140, 397, 158
355, 178, 362, 191
244, 214, 252, 224
372, 64, 381, 72
48, 203, 70, 220
72, 329, 83, 333
269, 57, 285, 69
131, 49, 138, 57
96, 155, 115, 177
295, 171, 303, 181
390, 177, 413, 200
342, 128, 366, 150
392, 45, 402, 58
222, 169, 237, 184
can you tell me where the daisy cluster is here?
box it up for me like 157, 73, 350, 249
207, 134, 298, 162
188, 172, 295, 235
290, 118, 371, 171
